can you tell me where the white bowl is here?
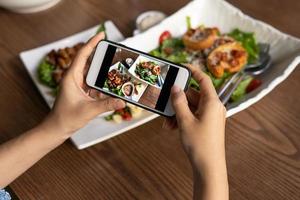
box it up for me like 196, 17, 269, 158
0, 0, 61, 13
122, 82, 135, 97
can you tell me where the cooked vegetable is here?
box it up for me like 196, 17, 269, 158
228, 29, 259, 63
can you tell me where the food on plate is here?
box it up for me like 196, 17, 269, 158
135, 61, 161, 85
105, 68, 131, 96
38, 43, 84, 91
207, 42, 248, 78
104, 103, 143, 123
38, 23, 107, 94
150, 16, 263, 102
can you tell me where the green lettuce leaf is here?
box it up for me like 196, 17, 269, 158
228, 29, 259, 64
37, 60, 56, 88
231, 76, 253, 102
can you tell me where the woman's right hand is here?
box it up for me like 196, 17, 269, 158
163, 64, 228, 200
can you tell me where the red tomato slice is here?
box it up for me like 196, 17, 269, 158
246, 79, 262, 93
159, 31, 172, 45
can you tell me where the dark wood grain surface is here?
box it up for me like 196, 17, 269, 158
0, 0, 299, 199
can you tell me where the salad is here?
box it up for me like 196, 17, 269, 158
150, 17, 263, 102
135, 61, 161, 85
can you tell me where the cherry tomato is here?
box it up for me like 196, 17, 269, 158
159, 31, 172, 45
246, 79, 262, 93
122, 112, 132, 121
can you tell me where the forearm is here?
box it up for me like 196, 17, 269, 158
0, 116, 70, 188
192, 156, 229, 200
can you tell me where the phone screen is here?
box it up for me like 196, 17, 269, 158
94, 44, 179, 112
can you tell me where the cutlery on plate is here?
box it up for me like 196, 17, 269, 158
218, 43, 271, 105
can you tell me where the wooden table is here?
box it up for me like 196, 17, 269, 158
0, 0, 299, 199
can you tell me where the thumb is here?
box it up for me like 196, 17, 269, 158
171, 86, 194, 124
93, 97, 126, 114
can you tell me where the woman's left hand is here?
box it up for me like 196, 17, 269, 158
46, 32, 125, 137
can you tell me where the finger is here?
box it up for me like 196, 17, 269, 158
82, 83, 90, 94
162, 118, 178, 130
89, 89, 100, 99
184, 64, 217, 99
186, 87, 200, 107
93, 97, 125, 113
83, 63, 89, 77
98, 92, 109, 99
171, 85, 194, 125
72, 32, 105, 71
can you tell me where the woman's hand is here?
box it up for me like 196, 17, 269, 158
0, 33, 126, 188
46, 32, 125, 137
163, 64, 228, 200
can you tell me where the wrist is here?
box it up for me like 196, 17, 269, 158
190, 147, 227, 178
39, 112, 75, 141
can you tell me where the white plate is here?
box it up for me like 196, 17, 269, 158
121, 0, 300, 117
20, 21, 158, 149
128, 55, 165, 88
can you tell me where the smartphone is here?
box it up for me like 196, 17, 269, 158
86, 40, 191, 117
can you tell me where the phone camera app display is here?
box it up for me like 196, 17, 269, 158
95, 45, 178, 111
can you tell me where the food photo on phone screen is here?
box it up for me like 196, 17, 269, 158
94, 46, 179, 110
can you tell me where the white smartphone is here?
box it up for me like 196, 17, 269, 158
86, 40, 191, 117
